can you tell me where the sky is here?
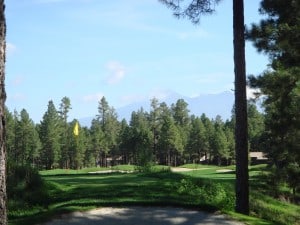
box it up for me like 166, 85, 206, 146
6, 0, 269, 123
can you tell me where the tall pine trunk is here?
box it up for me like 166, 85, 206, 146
0, 1, 6, 224
233, 0, 249, 215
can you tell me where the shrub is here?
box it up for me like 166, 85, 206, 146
250, 192, 300, 225
7, 164, 50, 207
135, 148, 154, 173
176, 177, 234, 210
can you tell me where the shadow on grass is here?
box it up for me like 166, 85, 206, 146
9, 171, 220, 225
10, 168, 289, 225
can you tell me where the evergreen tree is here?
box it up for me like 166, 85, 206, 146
246, 0, 300, 69
247, 0, 300, 195
201, 114, 215, 163
96, 97, 120, 167
171, 99, 190, 127
69, 120, 85, 169
90, 118, 105, 167
224, 123, 235, 165
118, 119, 132, 164
82, 126, 94, 168
171, 99, 190, 160
159, 115, 183, 166
130, 109, 153, 170
250, 68, 300, 193
39, 100, 61, 169
150, 98, 161, 162
247, 102, 264, 151
187, 117, 207, 163
58, 97, 72, 168
211, 119, 229, 165
18, 109, 41, 166
97, 96, 109, 128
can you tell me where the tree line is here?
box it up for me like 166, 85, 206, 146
5, 97, 264, 171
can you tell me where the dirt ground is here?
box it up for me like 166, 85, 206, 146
39, 207, 245, 225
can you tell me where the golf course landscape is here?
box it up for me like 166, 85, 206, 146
7, 164, 300, 225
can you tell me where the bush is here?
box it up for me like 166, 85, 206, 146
7, 164, 50, 207
135, 147, 154, 173
176, 177, 234, 210
251, 193, 300, 225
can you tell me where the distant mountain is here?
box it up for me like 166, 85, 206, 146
79, 91, 234, 127
187, 91, 234, 120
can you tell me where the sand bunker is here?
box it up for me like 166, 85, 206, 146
40, 206, 244, 225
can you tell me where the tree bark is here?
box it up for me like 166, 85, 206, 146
0, 1, 6, 224
233, 0, 249, 215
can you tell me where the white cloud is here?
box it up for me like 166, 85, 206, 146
247, 86, 260, 100
6, 43, 17, 56
105, 61, 126, 85
82, 93, 103, 102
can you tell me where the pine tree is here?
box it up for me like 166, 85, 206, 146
247, 102, 264, 151
58, 97, 72, 168
171, 99, 190, 162
247, 0, 300, 196
150, 98, 161, 162
159, 115, 183, 166
201, 114, 215, 163
211, 119, 229, 166
118, 119, 131, 164
18, 109, 41, 166
69, 120, 85, 169
39, 100, 61, 169
188, 117, 207, 163
130, 109, 153, 171
96, 96, 120, 167
90, 119, 105, 167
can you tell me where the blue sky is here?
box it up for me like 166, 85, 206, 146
6, 0, 268, 122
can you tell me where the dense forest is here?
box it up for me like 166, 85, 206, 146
5, 97, 265, 170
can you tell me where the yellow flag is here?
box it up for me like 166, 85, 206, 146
73, 121, 79, 136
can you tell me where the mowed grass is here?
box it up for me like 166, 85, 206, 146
8, 164, 300, 225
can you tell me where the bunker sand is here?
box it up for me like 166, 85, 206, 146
40, 207, 244, 225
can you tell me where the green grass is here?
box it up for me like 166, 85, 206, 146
179, 164, 300, 225
8, 164, 300, 225
39, 167, 107, 176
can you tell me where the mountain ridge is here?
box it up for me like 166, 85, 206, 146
79, 91, 234, 127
